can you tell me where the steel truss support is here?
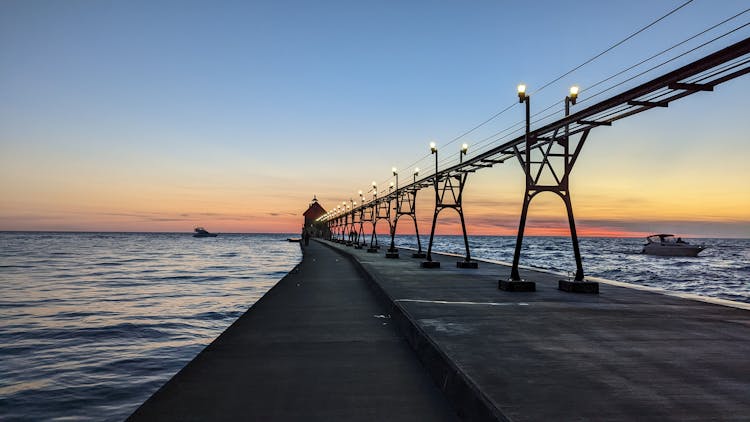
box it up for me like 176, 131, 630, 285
357, 206, 373, 248
350, 209, 361, 247
345, 211, 355, 245
387, 187, 425, 258
509, 128, 590, 282
422, 171, 476, 268
368, 199, 390, 252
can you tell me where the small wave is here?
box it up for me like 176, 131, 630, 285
194, 310, 234, 321
159, 275, 199, 281
14, 323, 174, 342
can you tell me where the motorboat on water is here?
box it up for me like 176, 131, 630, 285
193, 227, 218, 238
641, 234, 705, 257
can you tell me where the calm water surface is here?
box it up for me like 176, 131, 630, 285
0, 232, 301, 421
1, 232, 748, 420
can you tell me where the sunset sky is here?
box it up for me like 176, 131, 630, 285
1, 0, 749, 237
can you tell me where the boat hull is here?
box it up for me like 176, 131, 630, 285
642, 244, 703, 257
193, 233, 218, 238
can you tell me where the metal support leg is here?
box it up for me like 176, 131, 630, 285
421, 209, 441, 268
500, 192, 536, 291
456, 209, 478, 268
389, 217, 398, 252
412, 215, 426, 258
557, 190, 597, 293
368, 221, 379, 252
386, 216, 399, 258
562, 192, 584, 281
510, 192, 531, 281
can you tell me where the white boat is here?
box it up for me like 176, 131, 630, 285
641, 234, 705, 257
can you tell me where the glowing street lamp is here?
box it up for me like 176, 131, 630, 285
460, 143, 468, 163
517, 83, 527, 103
568, 85, 579, 105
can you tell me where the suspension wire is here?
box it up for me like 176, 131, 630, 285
580, 8, 750, 96
576, 22, 750, 106
455, 0, 696, 146
467, 15, 750, 162
530, 0, 695, 95
416, 17, 747, 188
347, 7, 748, 207
380, 1, 698, 187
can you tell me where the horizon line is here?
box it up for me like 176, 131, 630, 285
1, 230, 747, 239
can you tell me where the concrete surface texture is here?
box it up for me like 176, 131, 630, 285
323, 239, 750, 421
128, 241, 459, 421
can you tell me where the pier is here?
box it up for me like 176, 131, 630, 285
130, 239, 750, 421
129, 37, 750, 422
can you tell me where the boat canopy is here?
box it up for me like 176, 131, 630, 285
647, 234, 675, 242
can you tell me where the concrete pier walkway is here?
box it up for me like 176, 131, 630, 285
128, 241, 458, 421
322, 239, 750, 421
131, 237, 750, 421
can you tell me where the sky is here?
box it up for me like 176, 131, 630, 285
1, 0, 749, 237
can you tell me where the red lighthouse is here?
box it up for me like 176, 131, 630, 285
302, 196, 326, 230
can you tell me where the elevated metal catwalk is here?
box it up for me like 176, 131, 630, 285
320, 36, 750, 286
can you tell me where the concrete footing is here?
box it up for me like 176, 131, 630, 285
412, 252, 427, 259
558, 279, 599, 294
385, 252, 400, 259
421, 261, 441, 269
498, 279, 536, 291
367, 247, 379, 253
456, 261, 479, 269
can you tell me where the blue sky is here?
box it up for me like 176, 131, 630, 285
1, 0, 749, 235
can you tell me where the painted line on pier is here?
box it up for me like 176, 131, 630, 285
396, 298, 529, 307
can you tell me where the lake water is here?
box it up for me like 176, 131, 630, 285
1, 232, 748, 420
0, 232, 301, 421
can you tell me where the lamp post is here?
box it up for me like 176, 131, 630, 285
359, 191, 367, 247
343, 204, 348, 243
336, 204, 341, 242
460, 143, 468, 163
369, 181, 379, 251
411, 167, 425, 258
348, 198, 355, 245
388, 167, 399, 255
510, 83, 530, 281
564, 85, 585, 282
425, 142, 439, 263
